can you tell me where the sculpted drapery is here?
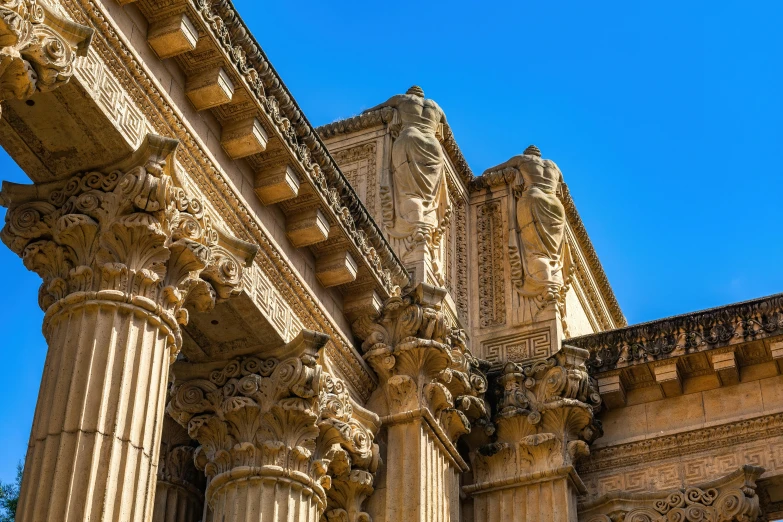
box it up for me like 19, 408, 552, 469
364, 86, 451, 285
483, 145, 570, 322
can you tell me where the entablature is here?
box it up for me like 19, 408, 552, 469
571, 292, 783, 408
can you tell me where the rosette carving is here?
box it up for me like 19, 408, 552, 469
166, 331, 380, 519
471, 345, 602, 485
0, 134, 257, 352
352, 283, 489, 442
0, 0, 92, 110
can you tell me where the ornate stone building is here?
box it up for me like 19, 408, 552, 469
0, 1, 780, 521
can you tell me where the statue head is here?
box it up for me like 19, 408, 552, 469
523, 144, 541, 157
406, 85, 425, 98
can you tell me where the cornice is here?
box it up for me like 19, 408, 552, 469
570, 292, 783, 373
62, 0, 377, 399
193, 0, 407, 292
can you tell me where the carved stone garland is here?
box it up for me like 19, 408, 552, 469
167, 332, 380, 522
0, 134, 256, 522
352, 283, 490, 522
466, 345, 603, 522
0, 0, 92, 113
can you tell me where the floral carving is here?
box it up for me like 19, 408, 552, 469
0, 134, 257, 352
352, 283, 489, 442
469, 345, 602, 489
167, 332, 380, 518
0, 0, 92, 111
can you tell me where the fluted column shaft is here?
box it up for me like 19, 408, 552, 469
153, 416, 204, 522
207, 475, 321, 522
19, 298, 172, 521
1, 135, 256, 522
381, 420, 460, 522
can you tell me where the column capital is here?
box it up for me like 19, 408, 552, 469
0, 0, 92, 107
468, 345, 602, 494
352, 283, 490, 442
0, 133, 257, 352
166, 330, 380, 518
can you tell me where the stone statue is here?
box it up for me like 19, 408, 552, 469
364, 86, 451, 286
483, 145, 570, 322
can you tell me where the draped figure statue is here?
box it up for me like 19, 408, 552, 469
363, 86, 451, 285
482, 145, 570, 323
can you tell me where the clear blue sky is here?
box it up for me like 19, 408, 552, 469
0, 1, 781, 482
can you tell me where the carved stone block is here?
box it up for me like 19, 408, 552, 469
597, 371, 627, 409
221, 117, 268, 159
710, 350, 740, 386
254, 163, 300, 205
316, 250, 358, 288
147, 13, 199, 59
185, 67, 234, 111
286, 207, 330, 248
343, 290, 382, 322
654, 361, 683, 397
771, 341, 783, 374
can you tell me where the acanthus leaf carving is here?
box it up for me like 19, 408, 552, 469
352, 283, 490, 444
0, 134, 257, 354
167, 330, 380, 520
0, 0, 92, 111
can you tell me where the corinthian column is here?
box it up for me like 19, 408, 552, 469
352, 283, 490, 522
465, 345, 602, 522
167, 331, 380, 522
0, 134, 257, 522
153, 415, 205, 522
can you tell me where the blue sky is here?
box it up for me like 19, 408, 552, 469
0, 1, 781, 483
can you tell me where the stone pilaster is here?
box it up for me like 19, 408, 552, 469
153, 415, 205, 522
167, 331, 380, 522
352, 283, 490, 522
0, 0, 92, 113
1, 134, 256, 522
465, 345, 602, 522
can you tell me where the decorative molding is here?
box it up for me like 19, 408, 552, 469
59, 0, 377, 399
453, 199, 469, 323
579, 412, 783, 476
570, 293, 783, 373
192, 0, 407, 293
580, 465, 763, 522
482, 328, 552, 368
476, 201, 505, 328
0, 0, 93, 111
330, 141, 378, 217
0, 133, 256, 352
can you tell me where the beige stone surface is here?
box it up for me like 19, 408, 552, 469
0, 0, 779, 520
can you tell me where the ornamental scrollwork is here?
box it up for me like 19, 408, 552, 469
0, 0, 92, 111
167, 331, 380, 518
352, 283, 490, 442
471, 345, 602, 487
0, 134, 257, 352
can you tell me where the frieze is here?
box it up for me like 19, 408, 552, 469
476, 200, 505, 328
60, 0, 376, 399
570, 293, 783, 373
